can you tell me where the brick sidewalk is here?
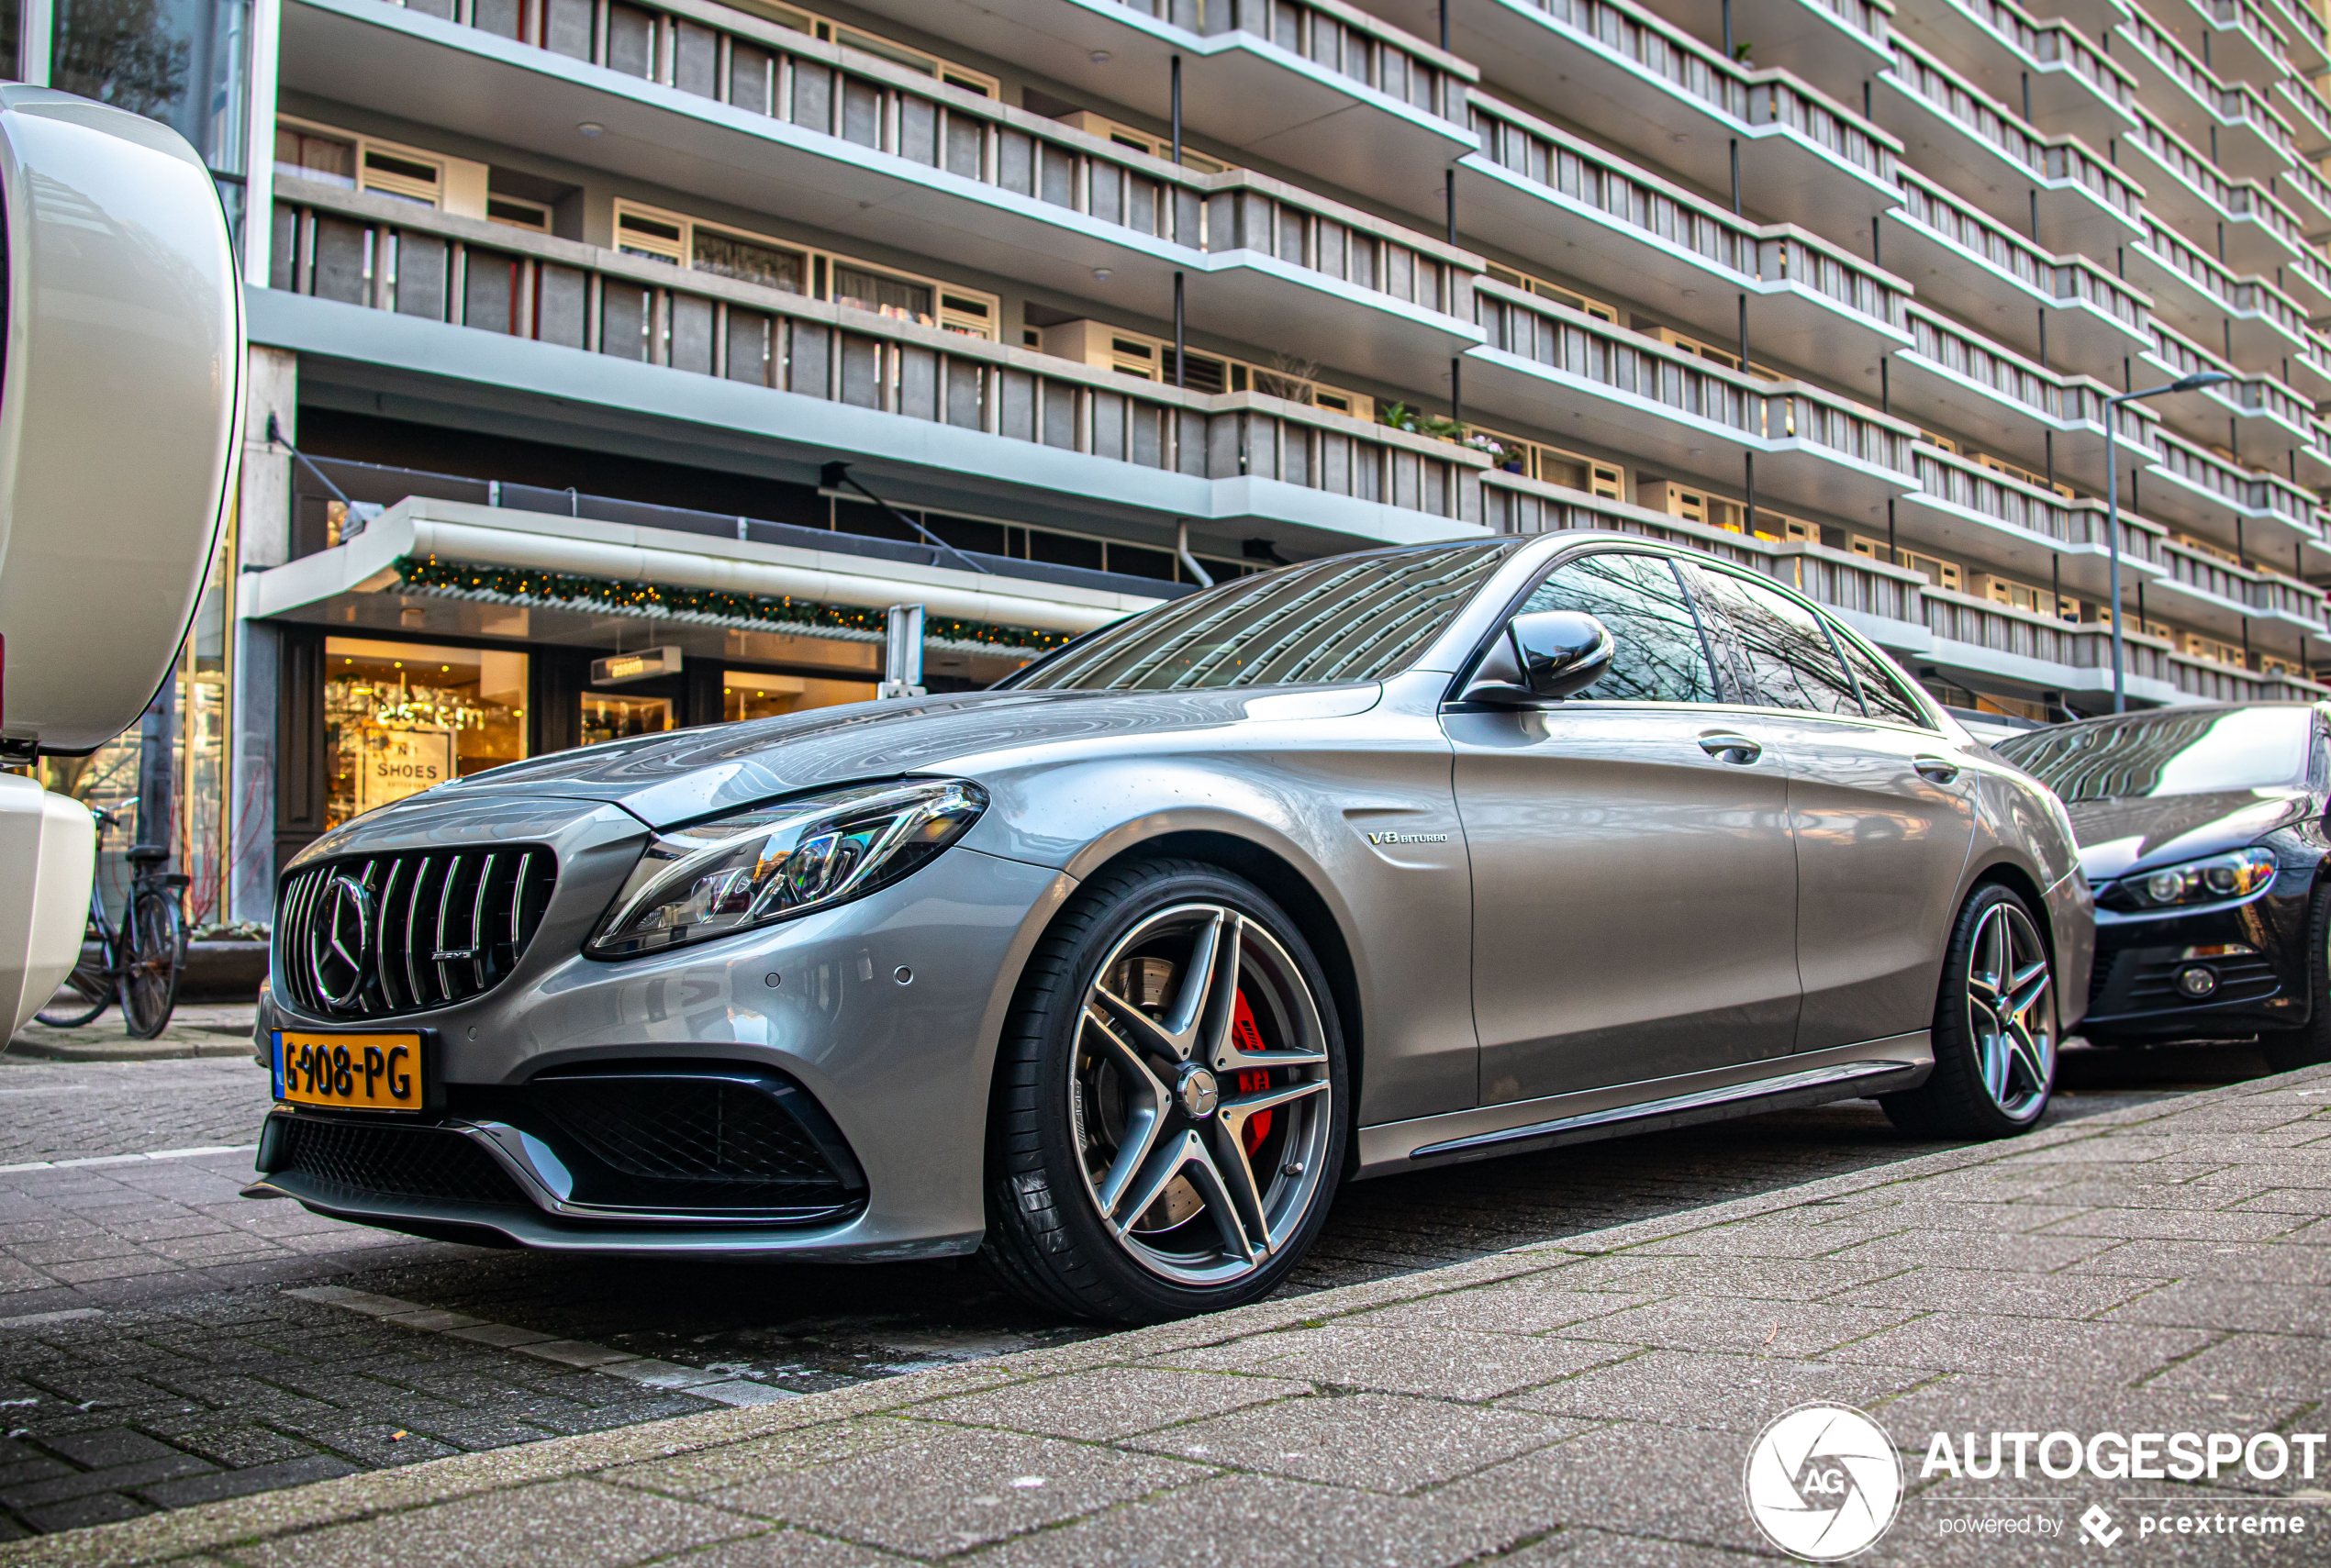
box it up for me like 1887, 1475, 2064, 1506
3, 1065, 2325, 1568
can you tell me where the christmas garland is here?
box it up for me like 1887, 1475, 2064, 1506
388, 555, 1080, 654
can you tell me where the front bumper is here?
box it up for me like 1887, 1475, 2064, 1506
2083, 882, 2314, 1041
251, 827, 1072, 1260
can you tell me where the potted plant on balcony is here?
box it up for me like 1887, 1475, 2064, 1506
1379, 404, 1523, 472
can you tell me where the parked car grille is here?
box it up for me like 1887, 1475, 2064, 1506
533, 1074, 864, 1207
2128, 953, 2280, 1007
275, 848, 555, 1018
276, 1116, 526, 1207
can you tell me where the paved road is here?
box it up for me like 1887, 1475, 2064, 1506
0, 1046, 2259, 1537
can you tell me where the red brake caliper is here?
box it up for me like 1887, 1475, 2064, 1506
1230, 991, 1273, 1154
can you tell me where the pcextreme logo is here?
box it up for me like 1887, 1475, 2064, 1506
1744, 1404, 1905, 1561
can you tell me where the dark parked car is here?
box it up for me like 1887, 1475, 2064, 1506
1994, 703, 2331, 1072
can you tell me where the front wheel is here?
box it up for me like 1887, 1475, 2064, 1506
2260, 881, 2331, 1073
983, 860, 1347, 1322
117, 887, 184, 1040
1881, 883, 2057, 1140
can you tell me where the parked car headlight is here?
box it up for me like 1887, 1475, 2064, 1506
2106, 846, 2277, 911
588, 780, 987, 958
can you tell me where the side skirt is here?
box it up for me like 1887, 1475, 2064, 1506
1353, 1033, 1933, 1176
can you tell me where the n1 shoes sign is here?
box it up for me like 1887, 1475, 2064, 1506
357, 728, 454, 816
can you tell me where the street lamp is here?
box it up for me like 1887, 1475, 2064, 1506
2103, 371, 2236, 713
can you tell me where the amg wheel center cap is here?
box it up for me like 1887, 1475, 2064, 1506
1176, 1065, 1220, 1118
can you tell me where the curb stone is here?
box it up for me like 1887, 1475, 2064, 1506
0, 1065, 2318, 1567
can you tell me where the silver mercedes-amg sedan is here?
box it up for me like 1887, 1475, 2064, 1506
248, 532, 2091, 1320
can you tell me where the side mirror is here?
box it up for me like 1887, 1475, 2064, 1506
1461, 611, 1615, 706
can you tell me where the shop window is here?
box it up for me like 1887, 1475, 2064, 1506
324, 639, 528, 828
722, 670, 877, 721
581, 691, 676, 746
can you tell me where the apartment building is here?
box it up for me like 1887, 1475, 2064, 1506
10, 0, 2331, 923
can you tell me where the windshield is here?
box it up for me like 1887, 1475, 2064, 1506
1002, 542, 1519, 692
1994, 706, 2314, 802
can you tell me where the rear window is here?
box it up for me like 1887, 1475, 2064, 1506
1004, 543, 1517, 692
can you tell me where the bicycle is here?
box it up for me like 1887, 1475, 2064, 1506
34, 808, 189, 1039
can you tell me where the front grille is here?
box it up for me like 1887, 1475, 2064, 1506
277, 1116, 525, 1207
275, 847, 555, 1018
533, 1074, 863, 1207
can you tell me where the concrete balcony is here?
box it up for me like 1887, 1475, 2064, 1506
1879, 168, 2149, 380
1897, 442, 2166, 601
276, 0, 1483, 387
2119, 107, 2310, 278
258, 183, 1501, 549
1892, 0, 2137, 149
1917, 586, 2186, 704
2294, 328, 2331, 398
2169, 653, 2331, 702
1623, 0, 1894, 96
2137, 317, 2327, 474
1890, 304, 2144, 491
1459, 91, 1912, 385
2148, 534, 2331, 651
1399, 0, 1902, 239
1876, 39, 2144, 255
2274, 75, 2331, 157
2258, 0, 2331, 75
1465, 280, 1917, 522
2141, 423, 2322, 559
838, 0, 1479, 222
2124, 219, 2312, 371
2274, 157, 2331, 238
2114, 9, 2297, 180
2143, 0, 2295, 89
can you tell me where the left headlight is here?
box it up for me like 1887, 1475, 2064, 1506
2102, 845, 2277, 912
588, 779, 987, 958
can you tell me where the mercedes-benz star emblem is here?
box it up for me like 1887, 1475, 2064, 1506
309, 873, 375, 1010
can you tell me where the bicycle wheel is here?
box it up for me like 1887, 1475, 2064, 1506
34, 940, 114, 1029
117, 887, 184, 1040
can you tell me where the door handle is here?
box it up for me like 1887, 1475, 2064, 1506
1699, 730, 1763, 765
1913, 754, 1961, 784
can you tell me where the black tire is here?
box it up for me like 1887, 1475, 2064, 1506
34, 937, 113, 1029
1881, 883, 2058, 1140
982, 858, 1348, 1322
2260, 881, 2331, 1073
117, 887, 184, 1040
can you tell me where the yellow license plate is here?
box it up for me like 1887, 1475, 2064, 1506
273, 1031, 428, 1113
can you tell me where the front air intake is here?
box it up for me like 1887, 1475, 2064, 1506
274, 848, 556, 1018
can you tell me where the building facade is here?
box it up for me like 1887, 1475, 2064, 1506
12, 0, 2331, 924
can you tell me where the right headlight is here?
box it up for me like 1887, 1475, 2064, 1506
2100, 845, 2277, 913
587, 779, 987, 958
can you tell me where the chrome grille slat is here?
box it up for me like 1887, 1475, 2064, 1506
273, 845, 555, 1021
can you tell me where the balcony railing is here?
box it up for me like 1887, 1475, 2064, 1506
1107, 0, 1471, 122
2276, 156, 2331, 238
2170, 654, 2330, 700
1882, 39, 2145, 231
1921, 586, 2178, 682
1465, 90, 1907, 332
1886, 168, 2149, 339
1506, 0, 1898, 183
2130, 219, 2310, 358
1914, 0, 2137, 132
2147, 423, 2321, 535
2143, 317, 2318, 451
2189, 0, 2296, 83
2117, 9, 2299, 171
1908, 445, 2162, 565
267, 182, 1493, 525
2258, 0, 2331, 73
1471, 282, 1913, 476
2273, 75, 2331, 156
2122, 107, 2307, 265
368, 0, 1476, 324
2155, 534, 2330, 630
1901, 305, 2143, 444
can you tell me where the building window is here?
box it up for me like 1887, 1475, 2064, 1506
324, 639, 528, 828
276, 117, 491, 217
580, 691, 675, 746
722, 669, 876, 719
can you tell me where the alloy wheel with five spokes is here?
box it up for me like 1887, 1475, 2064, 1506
1963, 899, 2053, 1122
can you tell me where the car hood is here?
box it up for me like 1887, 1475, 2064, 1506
2063, 790, 2315, 883
414, 685, 1378, 828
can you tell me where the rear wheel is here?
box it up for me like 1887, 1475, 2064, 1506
983, 860, 1346, 1322
1881, 883, 2057, 1140
2260, 882, 2331, 1073
117, 887, 184, 1040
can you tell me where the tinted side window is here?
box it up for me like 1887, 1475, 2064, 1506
1831, 629, 1932, 727
1520, 552, 1720, 704
1685, 565, 1863, 716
